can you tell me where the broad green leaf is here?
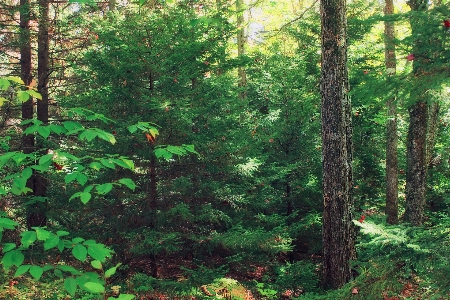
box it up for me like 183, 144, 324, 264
91, 260, 102, 270
64, 277, 77, 297
112, 294, 136, 300
97, 131, 116, 144
154, 148, 172, 160
56, 230, 70, 237
0, 97, 8, 106
20, 231, 37, 248
26, 89, 42, 100
23, 124, 40, 135
58, 239, 65, 252
21, 167, 33, 180
2, 243, 16, 253
65, 173, 78, 184
100, 159, 115, 169
80, 192, 91, 204
58, 265, 81, 275
72, 237, 85, 244
182, 144, 199, 154
35, 228, 51, 241
0, 78, 10, 90
44, 234, 60, 250
79, 129, 98, 142
118, 178, 136, 191
14, 264, 31, 277
128, 125, 137, 133
104, 264, 119, 278
50, 124, 67, 134
0, 151, 16, 168
89, 161, 103, 171
83, 282, 105, 294
54, 268, 63, 278
37, 126, 51, 139
76, 173, 88, 186
96, 183, 113, 195
167, 145, 187, 155
69, 191, 82, 201
17, 90, 30, 102
63, 121, 83, 133
5, 76, 24, 84
87, 244, 111, 262
0, 218, 19, 230
39, 154, 53, 166
29, 265, 44, 280
72, 244, 87, 262
113, 158, 134, 170
2, 250, 24, 270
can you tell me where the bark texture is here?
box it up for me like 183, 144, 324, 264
384, 0, 398, 225
320, 0, 355, 289
405, 0, 428, 225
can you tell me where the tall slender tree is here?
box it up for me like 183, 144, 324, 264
404, 0, 428, 225
320, 0, 355, 289
384, 0, 398, 224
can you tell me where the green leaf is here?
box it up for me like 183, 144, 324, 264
35, 228, 51, 241
83, 282, 105, 294
29, 265, 44, 280
91, 260, 102, 270
21, 167, 33, 180
63, 121, 84, 133
0, 218, 19, 230
104, 264, 119, 278
65, 173, 78, 184
80, 192, 92, 204
58, 239, 65, 252
182, 144, 199, 154
44, 234, 60, 250
72, 237, 85, 244
49, 124, 67, 134
56, 230, 70, 237
76, 173, 88, 186
54, 268, 63, 278
20, 231, 37, 248
118, 178, 136, 191
113, 158, 134, 170
39, 154, 53, 166
96, 183, 113, 195
89, 161, 103, 171
2, 243, 16, 253
69, 191, 82, 201
37, 126, 51, 139
58, 265, 81, 275
0, 97, 9, 106
87, 243, 111, 262
17, 90, 30, 102
26, 89, 42, 100
64, 277, 77, 297
6, 76, 24, 84
72, 244, 87, 262
14, 264, 31, 277
97, 131, 116, 145
79, 129, 98, 142
2, 250, 24, 270
128, 125, 137, 133
0, 78, 10, 90
100, 159, 115, 169
154, 148, 172, 160
112, 294, 136, 300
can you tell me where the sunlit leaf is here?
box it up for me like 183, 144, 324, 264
72, 244, 87, 262
64, 277, 77, 297
14, 265, 31, 277
30, 265, 44, 280
118, 178, 136, 191
83, 282, 105, 293
17, 90, 30, 102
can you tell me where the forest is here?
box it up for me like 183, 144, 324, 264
1, 0, 450, 299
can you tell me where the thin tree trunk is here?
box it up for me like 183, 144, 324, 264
236, 0, 247, 99
426, 101, 440, 168
384, 0, 398, 225
320, 0, 355, 289
404, 0, 428, 225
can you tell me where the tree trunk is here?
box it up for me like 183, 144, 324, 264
404, 0, 428, 225
236, 0, 247, 99
320, 0, 355, 289
384, 0, 398, 225
20, 0, 34, 154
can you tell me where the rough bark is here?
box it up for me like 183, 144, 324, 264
20, 0, 34, 154
384, 0, 398, 225
404, 0, 428, 225
320, 0, 355, 289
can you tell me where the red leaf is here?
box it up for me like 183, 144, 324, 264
444, 20, 450, 28
358, 215, 366, 223
406, 53, 415, 61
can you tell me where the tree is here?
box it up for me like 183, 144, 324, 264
404, 0, 429, 225
384, 0, 398, 224
320, 0, 355, 289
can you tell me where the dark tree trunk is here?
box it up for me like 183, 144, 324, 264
320, 0, 355, 289
404, 0, 428, 225
384, 0, 398, 225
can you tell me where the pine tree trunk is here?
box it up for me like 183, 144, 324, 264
384, 0, 398, 225
320, 0, 355, 289
405, 0, 428, 225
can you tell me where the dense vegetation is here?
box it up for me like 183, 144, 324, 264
1, 0, 450, 299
